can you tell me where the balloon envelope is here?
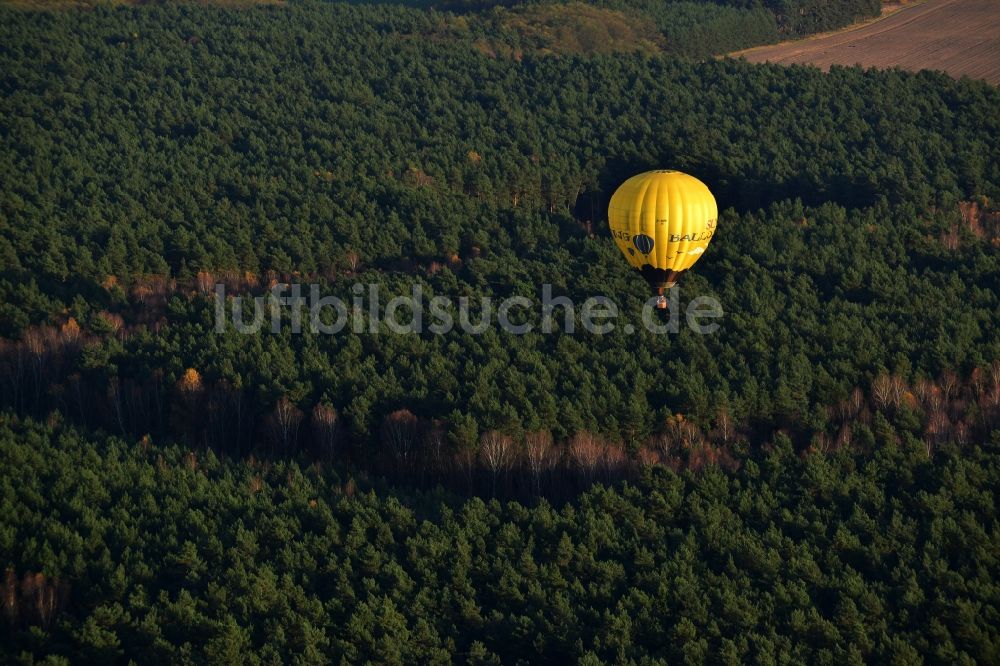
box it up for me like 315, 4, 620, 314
608, 170, 718, 290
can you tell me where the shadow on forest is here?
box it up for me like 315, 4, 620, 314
575, 155, 880, 226
0, 270, 111, 337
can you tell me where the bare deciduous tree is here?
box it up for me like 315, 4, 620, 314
132, 283, 153, 305
480, 430, 514, 496
422, 419, 447, 483
600, 440, 629, 481
649, 428, 675, 465
715, 405, 734, 445
196, 270, 215, 294
345, 250, 361, 274
2, 569, 17, 625
889, 375, 908, 409
270, 396, 303, 453
835, 424, 852, 451
940, 369, 959, 402
849, 386, 866, 418
380, 409, 420, 474
454, 446, 477, 493
988, 360, 1000, 392
954, 421, 969, 447
915, 379, 939, 411
637, 446, 663, 468
924, 408, 950, 456
15, 572, 68, 629
985, 384, 1000, 426
311, 403, 340, 460
872, 374, 893, 411
524, 430, 555, 495
59, 318, 81, 350
677, 420, 704, 449
970, 367, 985, 399
107, 376, 127, 436
569, 431, 602, 481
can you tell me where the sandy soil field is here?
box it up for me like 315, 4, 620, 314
732, 0, 1000, 85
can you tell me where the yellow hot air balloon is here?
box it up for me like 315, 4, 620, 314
608, 170, 718, 309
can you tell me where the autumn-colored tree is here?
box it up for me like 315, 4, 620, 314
924, 408, 950, 456
177, 368, 203, 394
132, 282, 153, 305
969, 367, 985, 399
380, 409, 420, 475
649, 429, 674, 466
569, 431, 602, 482
14, 572, 68, 630
524, 430, 555, 495
835, 423, 852, 450
172, 368, 205, 445
988, 360, 1000, 392
196, 270, 216, 294
600, 440, 629, 481
59, 318, 81, 350
636, 446, 663, 468
1, 569, 17, 626
310, 403, 340, 460
23, 326, 55, 409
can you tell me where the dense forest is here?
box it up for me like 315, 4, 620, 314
0, 0, 998, 661
1, 1, 997, 459
1, 416, 998, 663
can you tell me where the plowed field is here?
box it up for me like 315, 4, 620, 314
732, 0, 1000, 85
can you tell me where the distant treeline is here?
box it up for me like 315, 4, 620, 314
422, 0, 882, 55
575, 0, 883, 54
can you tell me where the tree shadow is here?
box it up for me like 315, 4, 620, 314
576, 155, 880, 225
